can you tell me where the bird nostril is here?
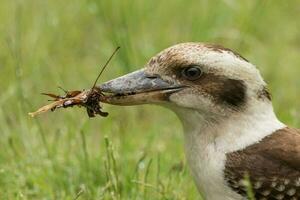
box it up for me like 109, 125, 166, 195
146, 74, 160, 79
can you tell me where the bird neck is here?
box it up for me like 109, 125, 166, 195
174, 100, 285, 153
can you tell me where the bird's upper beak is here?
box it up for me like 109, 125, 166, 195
98, 69, 183, 105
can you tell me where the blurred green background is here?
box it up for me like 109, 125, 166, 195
1, 0, 300, 199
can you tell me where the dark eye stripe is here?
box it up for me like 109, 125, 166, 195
180, 72, 247, 109
218, 79, 246, 108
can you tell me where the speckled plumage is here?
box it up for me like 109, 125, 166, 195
225, 127, 300, 199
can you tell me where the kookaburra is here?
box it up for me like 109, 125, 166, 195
99, 43, 300, 200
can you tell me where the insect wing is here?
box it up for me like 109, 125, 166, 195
41, 93, 61, 100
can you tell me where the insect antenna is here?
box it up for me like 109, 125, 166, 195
91, 46, 120, 89
58, 86, 68, 94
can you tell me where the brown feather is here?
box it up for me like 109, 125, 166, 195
225, 127, 300, 199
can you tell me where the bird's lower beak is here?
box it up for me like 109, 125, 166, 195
98, 69, 183, 105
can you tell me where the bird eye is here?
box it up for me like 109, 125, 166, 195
181, 66, 202, 80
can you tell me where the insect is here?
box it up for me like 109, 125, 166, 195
41, 87, 82, 102
29, 47, 120, 118
42, 86, 82, 100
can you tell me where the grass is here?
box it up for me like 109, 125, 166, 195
1, 0, 300, 199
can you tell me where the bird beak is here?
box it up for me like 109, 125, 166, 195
98, 69, 183, 105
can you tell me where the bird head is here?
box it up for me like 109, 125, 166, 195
100, 43, 271, 122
